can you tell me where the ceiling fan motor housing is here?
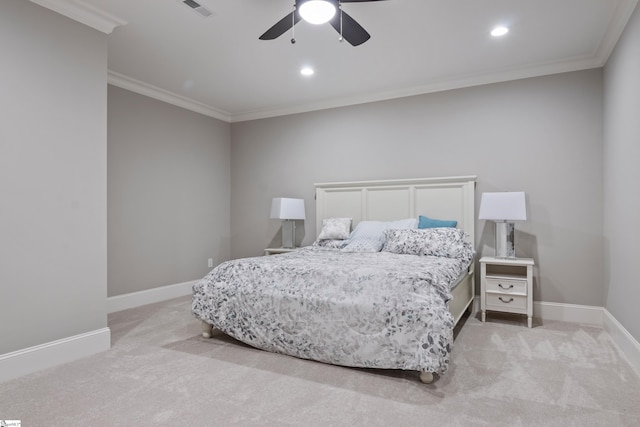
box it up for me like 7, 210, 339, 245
259, 0, 386, 46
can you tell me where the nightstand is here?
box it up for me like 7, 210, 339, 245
264, 247, 298, 256
480, 256, 535, 327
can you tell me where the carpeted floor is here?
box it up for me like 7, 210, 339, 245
1, 296, 639, 426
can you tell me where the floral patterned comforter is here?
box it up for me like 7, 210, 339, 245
192, 247, 471, 374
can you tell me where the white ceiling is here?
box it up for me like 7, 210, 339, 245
44, 0, 639, 122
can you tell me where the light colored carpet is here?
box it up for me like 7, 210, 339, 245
1, 296, 639, 426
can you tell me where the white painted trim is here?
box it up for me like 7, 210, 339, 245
29, 0, 639, 122
107, 280, 196, 313
0, 328, 110, 383
230, 57, 602, 122
103, 0, 638, 125
473, 297, 604, 326
475, 299, 639, 377
533, 301, 604, 326
108, 56, 603, 124
108, 71, 232, 123
593, 0, 640, 66
29, 0, 127, 34
603, 309, 640, 378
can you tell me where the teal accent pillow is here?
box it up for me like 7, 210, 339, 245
418, 215, 457, 229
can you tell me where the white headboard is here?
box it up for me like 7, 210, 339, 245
314, 176, 477, 247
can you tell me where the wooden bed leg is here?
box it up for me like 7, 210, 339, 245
201, 321, 213, 338
419, 372, 434, 384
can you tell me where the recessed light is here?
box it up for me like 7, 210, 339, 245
300, 67, 314, 76
491, 26, 509, 37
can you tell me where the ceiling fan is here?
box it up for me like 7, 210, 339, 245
259, 0, 387, 47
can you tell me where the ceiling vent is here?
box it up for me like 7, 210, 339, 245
182, 0, 213, 17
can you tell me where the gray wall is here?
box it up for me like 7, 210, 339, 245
0, 1, 108, 353
604, 4, 640, 342
108, 86, 231, 297
231, 69, 605, 307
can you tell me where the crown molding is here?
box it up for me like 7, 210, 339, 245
230, 55, 603, 122
109, 53, 603, 124
593, 0, 639, 66
29, 0, 126, 34
108, 71, 232, 123
32, 0, 638, 122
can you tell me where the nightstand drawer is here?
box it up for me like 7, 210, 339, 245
486, 293, 527, 310
485, 277, 527, 295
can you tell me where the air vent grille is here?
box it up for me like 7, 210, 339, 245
182, 0, 213, 17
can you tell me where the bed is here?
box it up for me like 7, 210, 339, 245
193, 176, 476, 383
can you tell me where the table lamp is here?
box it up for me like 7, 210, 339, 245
270, 198, 306, 249
478, 192, 527, 258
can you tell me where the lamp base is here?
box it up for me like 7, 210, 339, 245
281, 219, 296, 249
495, 221, 516, 258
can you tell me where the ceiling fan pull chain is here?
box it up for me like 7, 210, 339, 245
291, 4, 296, 44
339, 3, 343, 42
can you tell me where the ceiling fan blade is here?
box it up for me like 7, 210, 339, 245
329, 10, 371, 46
259, 11, 301, 40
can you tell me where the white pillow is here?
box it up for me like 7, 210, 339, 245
348, 218, 417, 242
317, 217, 352, 240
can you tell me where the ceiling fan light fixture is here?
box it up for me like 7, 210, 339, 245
299, 0, 337, 25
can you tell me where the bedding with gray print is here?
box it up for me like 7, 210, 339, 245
192, 246, 472, 375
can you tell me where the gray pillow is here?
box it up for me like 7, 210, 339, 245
382, 228, 474, 263
317, 217, 352, 240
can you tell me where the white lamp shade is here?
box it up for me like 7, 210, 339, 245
298, 0, 337, 25
270, 198, 306, 220
478, 192, 527, 221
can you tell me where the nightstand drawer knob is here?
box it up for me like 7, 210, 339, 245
498, 297, 514, 303
498, 283, 514, 290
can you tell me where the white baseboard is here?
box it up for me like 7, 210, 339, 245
107, 280, 196, 313
473, 297, 604, 325
534, 301, 604, 326
0, 280, 195, 383
0, 327, 111, 383
4, 296, 636, 384
480, 298, 638, 378
603, 309, 640, 378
